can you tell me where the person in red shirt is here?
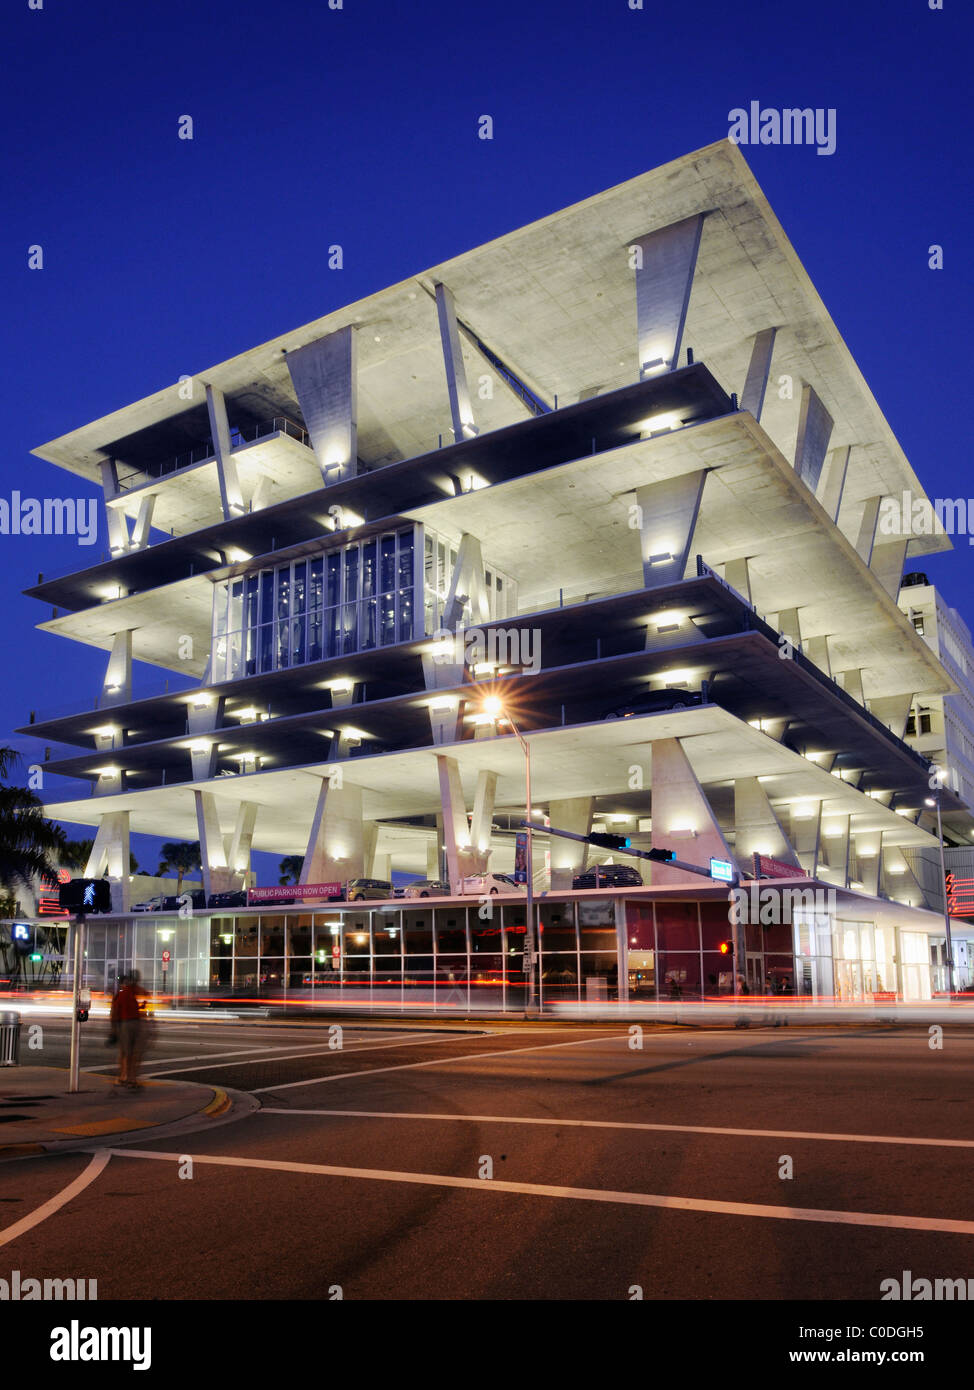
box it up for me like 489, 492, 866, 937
110, 972, 146, 1089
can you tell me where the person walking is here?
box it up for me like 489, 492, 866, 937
110, 971, 146, 1089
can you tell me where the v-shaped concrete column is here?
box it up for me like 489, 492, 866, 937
84, 811, 131, 912
630, 214, 704, 377
734, 777, 802, 868
286, 326, 358, 483
648, 738, 736, 884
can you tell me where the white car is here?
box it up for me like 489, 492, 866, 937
460, 873, 526, 896
131, 895, 165, 912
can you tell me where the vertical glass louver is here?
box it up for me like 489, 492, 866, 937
210, 523, 516, 683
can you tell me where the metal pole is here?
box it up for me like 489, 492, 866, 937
936, 795, 954, 999
729, 876, 742, 996
68, 914, 86, 1094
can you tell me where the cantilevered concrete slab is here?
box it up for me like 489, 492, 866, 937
33, 141, 949, 569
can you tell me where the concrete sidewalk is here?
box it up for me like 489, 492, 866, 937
0, 1066, 231, 1157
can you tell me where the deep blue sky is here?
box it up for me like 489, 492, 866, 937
3, 0, 971, 877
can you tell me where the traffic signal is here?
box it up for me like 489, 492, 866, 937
588, 832, 631, 850
719, 940, 732, 955
646, 848, 676, 862
58, 878, 112, 913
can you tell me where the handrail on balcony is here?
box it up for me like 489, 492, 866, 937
113, 417, 310, 493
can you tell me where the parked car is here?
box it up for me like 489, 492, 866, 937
345, 878, 393, 902
401, 879, 452, 898
573, 863, 644, 889
461, 873, 526, 896
132, 895, 165, 912
603, 688, 702, 719
207, 889, 248, 909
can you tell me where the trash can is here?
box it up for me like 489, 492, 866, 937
0, 1011, 21, 1066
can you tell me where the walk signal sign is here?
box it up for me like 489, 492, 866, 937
58, 878, 112, 913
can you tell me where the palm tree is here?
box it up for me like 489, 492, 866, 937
0, 747, 66, 899
279, 855, 304, 885
62, 838, 141, 874
157, 841, 201, 893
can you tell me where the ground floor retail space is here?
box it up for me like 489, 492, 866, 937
40, 888, 974, 1011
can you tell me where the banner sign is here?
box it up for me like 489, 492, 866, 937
513, 832, 528, 885
247, 882, 342, 903
752, 854, 807, 880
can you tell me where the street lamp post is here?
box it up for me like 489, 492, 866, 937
925, 791, 955, 999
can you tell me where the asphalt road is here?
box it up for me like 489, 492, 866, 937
5, 1016, 974, 1302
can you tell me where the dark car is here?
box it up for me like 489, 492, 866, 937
603, 688, 702, 719
207, 889, 248, 909
573, 863, 644, 889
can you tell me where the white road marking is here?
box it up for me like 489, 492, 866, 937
0, 1152, 111, 1250
104, 1147, 974, 1236
259, 1106, 974, 1152
87, 1044, 295, 1072
144, 1032, 444, 1076
252, 1030, 621, 1092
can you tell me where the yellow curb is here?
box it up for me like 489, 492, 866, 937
203, 1088, 230, 1118
52, 1117, 156, 1137
0, 1143, 45, 1157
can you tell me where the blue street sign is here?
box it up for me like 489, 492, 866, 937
709, 858, 735, 882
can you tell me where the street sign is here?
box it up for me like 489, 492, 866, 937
709, 858, 735, 882
162, 950, 171, 965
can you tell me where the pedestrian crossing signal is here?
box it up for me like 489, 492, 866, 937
719, 940, 732, 955
58, 878, 112, 913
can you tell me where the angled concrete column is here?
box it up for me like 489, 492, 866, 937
300, 779, 367, 886
631, 214, 704, 377
820, 813, 850, 888
804, 635, 831, 677
723, 557, 752, 605
435, 283, 477, 442
868, 693, 913, 741
836, 668, 865, 704
734, 778, 802, 867
205, 384, 245, 520
775, 608, 802, 650
363, 822, 379, 878
470, 770, 497, 857
855, 496, 883, 566
426, 835, 441, 881
84, 811, 131, 912
102, 631, 132, 708
105, 503, 130, 555
870, 539, 908, 600
224, 801, 258, 882
635, 470, 707, 589
286, 326, 358, 482
818, 445, 850, 523
740, 328, 777, 421
436, 755, 486, 892
98, 458, 120, 501
648, 738, 736, 884
793, 384, 834, 492
190, 737, 219, 780
195, 791, 229, 899
788, 802, 822, 878
442, 532, 490, 629
853, 829, 882, 897
373, 852, 391, 881
548, 797, 594, 890
881, 847, 925, 904
250, 473, 274, 513
129, 494, 157, 551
